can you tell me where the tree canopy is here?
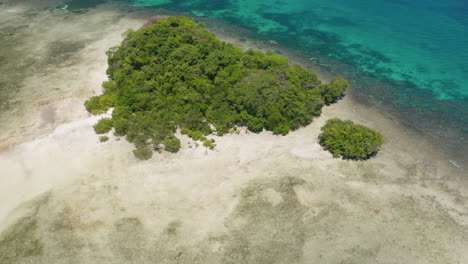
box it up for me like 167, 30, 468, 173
319, 118, 384, 160
85, 16, 348, 159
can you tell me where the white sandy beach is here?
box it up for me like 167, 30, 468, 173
0, 1, 467, 263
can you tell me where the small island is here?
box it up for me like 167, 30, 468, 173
85, 16, 349, 159
319, 118, 384, 160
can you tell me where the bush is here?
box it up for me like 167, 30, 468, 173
93, 118, 113, 134
322, 77, 349, 104
133, 145, 153, 160
181, 129, 205, 141
99, 136, 109, 142
163, 136, 181, 153
84, 94, 113, 115
319, 118, 384, 160
202, 138, 216, 150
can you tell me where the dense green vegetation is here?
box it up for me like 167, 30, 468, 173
85, 16, 348, 159
322, 77, 349, 104
319, 118, 384, 160
93, 118, 113, 134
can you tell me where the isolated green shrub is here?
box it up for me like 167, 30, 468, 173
319, 118, 383, 160
93, 118, 113, 134
99, 136, 109, 142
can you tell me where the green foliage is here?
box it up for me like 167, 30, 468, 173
84, 94, 113, 115
133, 145, 153, 160
319, 118, 384, 160
85, 16, 348, 159
93, 118, 113, 134
202, 138, 216, 150
99, 136, 109, 142
181, 129, 206, 141
162, 136, 181, 153
322, 77, 349, 104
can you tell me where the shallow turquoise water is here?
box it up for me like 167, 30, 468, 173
85, 0, 468, 147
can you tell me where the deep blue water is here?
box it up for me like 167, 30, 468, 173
79, 0, 468, 148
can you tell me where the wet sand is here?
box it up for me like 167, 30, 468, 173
0, 1, 467, 263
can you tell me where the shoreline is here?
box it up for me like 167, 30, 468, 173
195, 14, 468, 157
0, 2, 467, 263
1, 1, 466, 165
201, 18, 468, 166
